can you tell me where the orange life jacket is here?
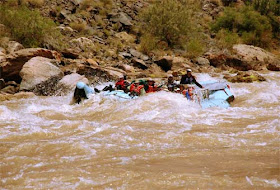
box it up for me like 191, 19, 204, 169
146, 85, 158, 93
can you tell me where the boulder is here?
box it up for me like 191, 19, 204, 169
115, 32, 135, 43
57, 73, 88, 94
233, 44, 277, 63
154, 56, 173, 72
119, 52, 132, 59
196, 57, 210, 65
86, 59, 99, 67
267, 63, 280, 71
2, 48, 61, 82
6, 41, 24, 53
224, 71, 266, 83
111, 12, 133, 26
20, 57, 63, 91
77, 65, 125, 83
132, 58, 148, 70
118, 64, 135, 73
0, 92, 35, 101
207, 53, 253, 71
129, 49, 149, 61
61, 48, 80, 59
69, 37, 95, 52
0, 85, 18, 94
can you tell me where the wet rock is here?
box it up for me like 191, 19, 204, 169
129, 49, 149, 61
33, 76, 62, 96
6, 41, 24, 54
69, 37, 95, 53
196, 57, 210, 65
154, 56, 173, 72
0, 85, 18, 94
20, 57, 63, 91
57, 73, 88, 94
267, 63, 280, 71
2, 48, 61, 82
224, 71, 266, 83
132, 58, 148, 70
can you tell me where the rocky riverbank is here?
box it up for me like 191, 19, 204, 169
0, 0, 279, 97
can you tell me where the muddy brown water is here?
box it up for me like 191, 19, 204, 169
0, 72, 279, 189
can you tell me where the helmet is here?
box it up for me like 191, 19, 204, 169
76, 82, 85, 89
187, 69, 192, 72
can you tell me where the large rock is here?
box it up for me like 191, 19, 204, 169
1, 48, 61, 82
233, 44, 277, 63
110, 12, 133, 26
77, 65, 125, 83
20, 57, 63, 91
118, 64, 135, 73
132, 58, 148, 70
69, 37, 95, 52
207, 45, 280, 71
115, 32, 135, 43
57, 73, 88, 93
196, 57, 210, 65
6, 41, 24, 53
129, 49, 149, 61
224, 71, 266, 83
154, 56, 173, 72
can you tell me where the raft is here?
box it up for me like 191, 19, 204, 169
75, 81, 234, 108
194, 81, 234, 109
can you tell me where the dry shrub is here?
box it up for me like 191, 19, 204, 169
69, 22, 87, 32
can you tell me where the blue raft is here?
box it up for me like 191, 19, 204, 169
195, 81, 234, 109
75, 81, 234, 108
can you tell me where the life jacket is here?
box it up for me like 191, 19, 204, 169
115, 80, 126, 90
134, 85, 144, 95
146, 85, 157, 93
130, 83, 136, 92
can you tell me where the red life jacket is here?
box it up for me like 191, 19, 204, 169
115, 80, 126, 90
146, 85, 158, 93
130, 83, 136, 92
134, 85, 144, 94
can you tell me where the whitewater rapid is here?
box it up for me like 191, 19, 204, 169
0, 72, 279, 189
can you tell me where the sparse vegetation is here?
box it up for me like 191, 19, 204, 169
211, 6, 273, 48
139, 0, 204, 56
0, 3, 65, 49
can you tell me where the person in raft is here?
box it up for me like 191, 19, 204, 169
115, 75, 130, 92
130, 80, 145, 96
180, 69, 203, 88
146, 78, 160, 93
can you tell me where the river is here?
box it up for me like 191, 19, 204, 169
0, 72, 279, 189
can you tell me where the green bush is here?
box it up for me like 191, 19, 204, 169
139, 0, 203, 50
0, 4, 64, 49
252, 0, 280, 16
211, 6, 273, 47
216, 29, 240, 49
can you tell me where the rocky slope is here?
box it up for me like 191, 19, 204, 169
0, 0, 279, 96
